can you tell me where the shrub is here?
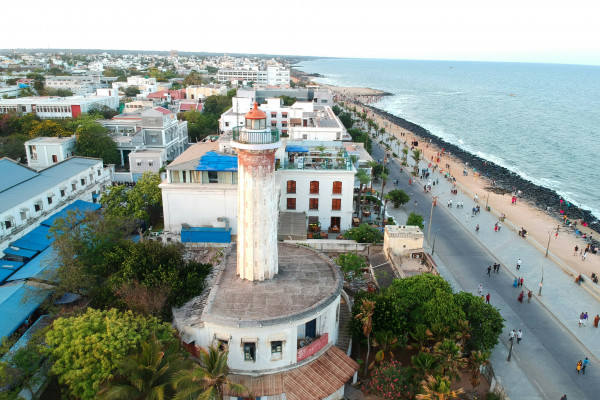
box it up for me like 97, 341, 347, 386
344, 223, 383, 243
406, 213, 424, 229
335, 253, 366, 279
363, 360, 417, 399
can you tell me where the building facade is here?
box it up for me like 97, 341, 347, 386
24, 135, 76, 171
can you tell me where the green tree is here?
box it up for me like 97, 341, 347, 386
46, 87, 74, 97
45, 308, 176, 400
338, 112, 353, 129
467, 350, 490, 392
371, 330, 399, 366
203, 95, 232, 116
335, 253, 366, 279
26, 73, 46, 94
343, 223, 383, 244
355, 299, 375, 376
279, 95, 296, 106
178, 110, 218, 142
28, 119, 69, 137
126, 172, 163, 224
75, 119, 120, 164
89, 105, 119, 119
402, 148, 409, 165
173, 344, 248, 400
206, 66, 219, 74
433, 339, 467, 381
411, 352, 441, 382
183, 71, 204, 87
454, 292, 504, 352
124, 86, 141, 97
412, 149, 422, 176
98, 336, 193, 400
0, 134, 28, 160
406, 212, 424, 229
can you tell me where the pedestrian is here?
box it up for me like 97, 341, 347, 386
516, 258, 522, 270
486, 293, 490, 304
513, 278, 518, 288
477, 284, 483, 295
414, 200, 418, 208
487, 265, 492, 276
494, 222, 498, 232
517, 329, 522, 344
509, 329, 516, 342
579, 312, 585, 327
527, 290, 532, 303
518, 291, 524, 303
577, 360, 582, 374
594, 314, 599, 328
584, 312, 589, 325
582, 250, 587, 261
476, 224, 480, 233
574, 245, 579, 256
520, 277, 524, 287
582, 357, 591, 374
561, 395, 567, 400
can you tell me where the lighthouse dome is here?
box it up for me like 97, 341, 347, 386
245, 101, 266, 120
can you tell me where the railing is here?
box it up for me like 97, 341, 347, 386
232, 127, 279, 144
283, 157, 353, 171
297, 333, 328, 362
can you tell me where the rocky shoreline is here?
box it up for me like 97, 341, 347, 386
365, 105, 599, 236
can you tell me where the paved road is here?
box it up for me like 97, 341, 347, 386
369, 141, 600, 400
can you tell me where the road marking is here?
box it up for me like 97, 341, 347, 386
530, 377, 549, 400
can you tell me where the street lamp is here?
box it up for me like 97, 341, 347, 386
539, 265, 544, 295
545, 227, 556, 258
427, 195, 439, 242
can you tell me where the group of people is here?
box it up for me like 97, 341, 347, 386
576, 358, 591, 374
513, 277, 524, 287
508, 329, 523, 343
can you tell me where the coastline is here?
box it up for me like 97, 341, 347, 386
327, 84, 600, 280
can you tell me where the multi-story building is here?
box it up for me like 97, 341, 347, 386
24, 135, 76, 171
218, 65, 290, 86
100, 107, 188, 181
0, 157, 112, 259
0, 89, 119, 118
185, 84, 228, 100
44, 74, 117, 94
112, 76, 157, 95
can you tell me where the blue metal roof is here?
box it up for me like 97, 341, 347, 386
10, 224, 55, 252
0, 261, 24, 284
1, 315, 52, 362
286, 146, 309, 152
40, 200, 101, 227
194, 151, 238, 172
181, 226, 231, 243
7, 245, 57, 282
0, 282, 48, 340
0, 157, 101, 215
2, 247, 38, 258
0, 159, 38, 194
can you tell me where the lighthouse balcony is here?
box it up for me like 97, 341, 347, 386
232, 127, 280, 145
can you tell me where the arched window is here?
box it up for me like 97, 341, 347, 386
332, 181, 342, 194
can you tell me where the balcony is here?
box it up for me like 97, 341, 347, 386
297, 333, 329, 362
232, 127, 279, 145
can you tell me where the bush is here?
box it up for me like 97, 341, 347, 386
387, 217, 396, 225
363, 360, 417, 399
406, 213, 424, 229
335, 253, 366, 279
344, 223, 383, 243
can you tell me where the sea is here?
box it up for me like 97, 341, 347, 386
295, 59, 600, 220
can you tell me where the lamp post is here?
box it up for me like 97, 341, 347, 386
539, 265, 544, 295
485, 190, 490, 211
427, 195, 439, 242
431, 229, 439, 255
545, 228, 555, 258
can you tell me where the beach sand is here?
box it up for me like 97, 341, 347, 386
328, 85, 598, 281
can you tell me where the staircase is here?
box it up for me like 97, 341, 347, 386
336, 291, 353, 355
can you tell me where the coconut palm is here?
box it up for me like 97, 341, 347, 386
416, 375, 464, 400
356, 169, 369, 215
355, 299, 375, 376
453, 320, 471, 350
468, 350, 490, 391
370, 330, 399, 368
367, 160, 378, 191
173, 344, 248, 400
411, 352, 441, 381
379, 173, 388, 207
412, 149, 422, 176
433, 339, 468, 382
402, 148, 409, 165
98, 336, 191, 400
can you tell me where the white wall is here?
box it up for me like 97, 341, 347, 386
25, 138, 76, 170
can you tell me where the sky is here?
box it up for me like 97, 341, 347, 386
2, 0, 600, 65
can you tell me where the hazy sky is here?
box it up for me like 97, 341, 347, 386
2, 0, 600, 65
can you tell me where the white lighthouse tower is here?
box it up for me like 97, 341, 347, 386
231, 102, 281, 281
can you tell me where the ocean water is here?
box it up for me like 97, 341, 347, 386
296, 59, 600, 219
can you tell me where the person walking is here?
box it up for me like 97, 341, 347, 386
518, 291, 524, 303
560, 395, 567, 400
527, 290, 533, 303
577, 360, 583, 374
582, 357, 591, 374
517, 329, 523, 344
574, 245, 578, 256
513, 278, 518, 288
486, 293, 490, 304
584, 312, 589, 326
516, 258, 522, 270
579, 312, 585, 327
487, 265, 492, 276
520, 277, 524, 287
509, 329, 516, 342
477, 284, 483, 295
476, 224, 480, 233
594, 314, 599, 328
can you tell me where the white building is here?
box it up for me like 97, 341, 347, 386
288, 102, 347, 141
24, 135, 76, 171
173, 102, 357, 399
0, 157, 112, 258
185, 84, 228, 100
112, 76, 157, 95
0, 89, 119, 119
44, 74, 117, 94
218, 65, 290, 86
0, 85, 20, 98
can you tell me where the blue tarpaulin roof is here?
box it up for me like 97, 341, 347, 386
181, 226, 231, 243
0, 261, 24, 284
40, 200, 101, 227
10, 224, 54, 252
7, 245, 57, 282
286, 146, 309, 152
194, 151, 238, 171
2, 247, 38, 259
0, 282, 49, 340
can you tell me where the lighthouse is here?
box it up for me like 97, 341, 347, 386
231, 102, 281, 281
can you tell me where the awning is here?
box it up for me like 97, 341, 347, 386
3, 247, 38, 258
286, 146, 309, 153
7, 245, 58, 282
225, 346, 358, 400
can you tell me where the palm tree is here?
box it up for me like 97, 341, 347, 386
402, 148, 409, 165
379, 173, 388, 206
468, 350, 490, 392
433, 339, 468, 382
382, 193, 393, 220
355, 299, 375, 376
416, 375, 464, 400
412, 149, 422, 176
367, 160, 378, 192
355, 168, 369, 215
407, 325, 431, 353
453, 320, 471, 351
427, 323, 450, 347
173, 344, 248, 400
371, 330, 399, 368
411, 352, 441, 381
98, 336, 191, 400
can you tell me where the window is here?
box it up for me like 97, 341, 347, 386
243, 343, 256, 362
60, 189, 66, 197
148, 161, 154, 167
332, 181, 342, 194
286, 180, 296, 194
4, 220, 12, 229
309, 198, 319, 210
47, 196, 53, 205
309, 181, 319, 194
332, 199, 341, 210
225, 122, 229, 127
89, 173, 93, 182
271, 112, 277, 118
136, 160, 142, 167
287, 198, 296, 210
271, 121, 277, 127
80, 178, 85, 186
52, 154, 58, 163
208, 171, 218, 183
97, 169, 101, 176
34, 203, 42, 212
271, 341, 283, 360
20, 211, 27, 221
281, 122, 288, 127
72, 183, 77, 191
29, 145, 37, 160
282, 112, 288, 118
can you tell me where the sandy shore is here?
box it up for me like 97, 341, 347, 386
328, 85, 599, 280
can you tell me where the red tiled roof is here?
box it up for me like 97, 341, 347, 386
180, 103, 202, 111
225, 346, 358, 400
147, 91, 168, 98
154, 106, 171, 115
